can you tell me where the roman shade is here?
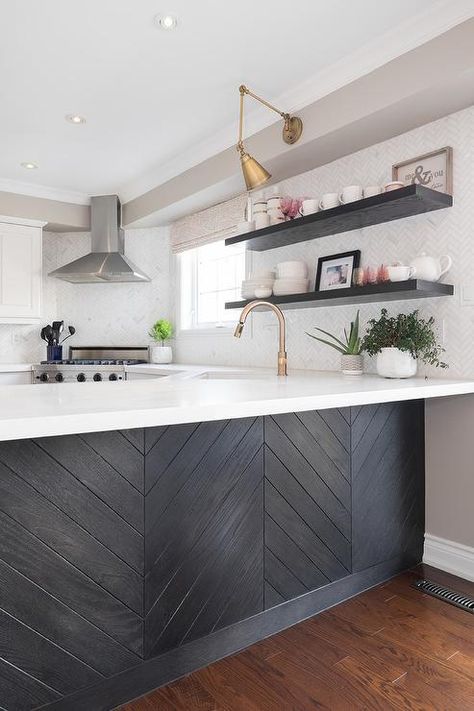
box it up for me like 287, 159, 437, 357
171, 195, 247, 254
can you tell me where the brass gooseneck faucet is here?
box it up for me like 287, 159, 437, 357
234, 301, 288, 376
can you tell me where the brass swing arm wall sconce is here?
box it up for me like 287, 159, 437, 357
237, 84, 303, 190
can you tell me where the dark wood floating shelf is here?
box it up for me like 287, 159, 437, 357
225, 279, 454, 311
225, 185, 453, 252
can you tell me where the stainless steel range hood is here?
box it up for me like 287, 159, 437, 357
49, 195, 150, 283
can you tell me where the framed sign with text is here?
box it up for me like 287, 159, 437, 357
392, 146, 453, 194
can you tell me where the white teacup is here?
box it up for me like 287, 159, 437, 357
254, 213, 270, 229
363, 185, 383, 198
300, 199, 319, 216
319, 193, 339, 210
386, 265, 415, 282
339, 185, 362, 204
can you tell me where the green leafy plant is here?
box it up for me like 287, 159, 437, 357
361, 308, 447, 367
148, 319, 173, 345
306, 311, 362, 355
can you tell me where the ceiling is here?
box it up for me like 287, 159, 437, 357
0, 0, 471, 205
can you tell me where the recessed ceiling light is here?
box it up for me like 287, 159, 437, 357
21, 162, 38, 170
65, 114, 86, 124
155, 14, 178, 30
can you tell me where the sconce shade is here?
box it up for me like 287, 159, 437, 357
240, 151, 271, 191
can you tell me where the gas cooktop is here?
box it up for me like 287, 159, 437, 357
40, 359, 146, 365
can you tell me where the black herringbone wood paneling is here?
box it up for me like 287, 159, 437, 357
0, 431, 144, 710
264, 409, 352, 607
351, 400, 425, 571
144, 417, 264, 658
0, 403, 425, 711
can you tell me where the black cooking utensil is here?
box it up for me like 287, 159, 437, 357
43, 325, 53, 345
60, 325, 76, 344
51, 321, 64, 346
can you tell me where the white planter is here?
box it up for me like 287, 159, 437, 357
149, 345, 173, 364
341, 354, 363, 375
376, 347, 417, 379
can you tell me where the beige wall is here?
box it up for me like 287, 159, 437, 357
425, 396, 474, 547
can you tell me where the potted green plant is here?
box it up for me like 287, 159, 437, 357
306, 311, 363, 375
361, 308, 447, 378
148, 319, 174, 364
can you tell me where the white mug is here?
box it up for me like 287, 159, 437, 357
300, 199, 319, 216
386, 265, 415, 282
267, 208, 285, 219
339, 185, 362, 204
363, 185, 382, 198
266, 196, 281, 210
254, 213, 270, 229
319, 193, 339, 210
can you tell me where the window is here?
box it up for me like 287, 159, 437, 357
178, 240, 247, 331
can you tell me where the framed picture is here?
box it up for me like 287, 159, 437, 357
315, 250, 360, 291
392, 146, 453, 194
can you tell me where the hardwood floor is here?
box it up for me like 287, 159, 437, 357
118, 565, 474, 710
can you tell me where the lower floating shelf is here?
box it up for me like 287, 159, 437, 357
225, 280, 454, 311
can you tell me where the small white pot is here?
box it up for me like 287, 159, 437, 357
341, 354, 363, 375
149, 345, 173, 364
376, 347, 417, 379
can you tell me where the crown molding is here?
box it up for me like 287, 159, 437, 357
0, 179, 90, 206
120, 0, 474, 203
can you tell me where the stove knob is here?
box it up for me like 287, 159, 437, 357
109, 373, 118, 381
40, 372, 49, 382
93, 373, 102, 382
55, 373, 64, 382
77, 373, 86, 382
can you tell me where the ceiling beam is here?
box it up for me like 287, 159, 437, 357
123, 17, 474, 228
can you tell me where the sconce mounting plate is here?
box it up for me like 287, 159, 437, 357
283, 116, 303, 145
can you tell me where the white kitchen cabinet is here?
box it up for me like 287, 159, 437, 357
0, 216, 45, 323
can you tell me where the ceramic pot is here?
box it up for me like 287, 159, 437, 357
409, 253, 452, 282
149, 345, 172, 364
376, 347, 417, 378
341, 354, 363, 375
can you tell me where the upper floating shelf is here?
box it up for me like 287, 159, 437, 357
225, 185, 453, 252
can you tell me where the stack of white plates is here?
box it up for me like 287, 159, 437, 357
273, 278, 309, 296
241, 270, 275, 299
273, 261, 309, 295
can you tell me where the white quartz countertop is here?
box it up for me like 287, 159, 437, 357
0, 363, 33, 372
1, 363, 474, 441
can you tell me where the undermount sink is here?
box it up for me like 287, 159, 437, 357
198, 370, 274, 380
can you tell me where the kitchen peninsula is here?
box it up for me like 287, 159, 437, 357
1, 368, 473, 711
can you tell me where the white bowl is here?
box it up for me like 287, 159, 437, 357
273, 278, 309, 295
276, 261, 308, 278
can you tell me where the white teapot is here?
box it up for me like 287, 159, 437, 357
409, 253, 452, 282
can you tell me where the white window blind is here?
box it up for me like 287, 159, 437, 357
171, 195, 247, 254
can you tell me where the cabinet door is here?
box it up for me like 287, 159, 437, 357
264, 409, 352, 608
0, 222, 42, 321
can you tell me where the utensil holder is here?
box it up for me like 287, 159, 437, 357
46, 345, 63, 361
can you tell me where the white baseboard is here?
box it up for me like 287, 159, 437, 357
423, 534, 474, 582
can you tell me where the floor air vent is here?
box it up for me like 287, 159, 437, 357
413, 579, 474, 613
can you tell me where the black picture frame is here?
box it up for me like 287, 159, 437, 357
315, 250, 361, 291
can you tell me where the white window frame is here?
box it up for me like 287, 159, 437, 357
176, 239, 251, 337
